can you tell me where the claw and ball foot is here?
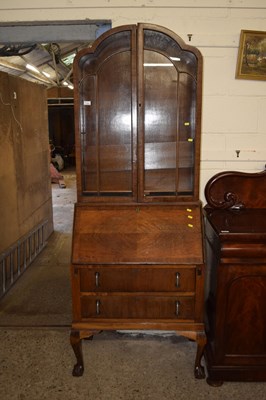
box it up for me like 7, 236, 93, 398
194, 364, 205, 379
72, 362, 84, 377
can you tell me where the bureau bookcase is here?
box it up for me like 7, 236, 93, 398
70, 23, 206, 378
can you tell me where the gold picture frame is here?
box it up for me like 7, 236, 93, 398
236, 30, 266, 80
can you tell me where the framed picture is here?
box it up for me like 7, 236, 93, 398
236, 30, 266, 80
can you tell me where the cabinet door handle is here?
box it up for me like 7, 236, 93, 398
175, 272, 180, 288
95, 272, 100, 287
175, 300, 180, 316
96, 300, 101, 315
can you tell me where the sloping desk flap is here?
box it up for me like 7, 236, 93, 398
72, 204, 204, 265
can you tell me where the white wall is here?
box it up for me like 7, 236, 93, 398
1, 0, 266, 202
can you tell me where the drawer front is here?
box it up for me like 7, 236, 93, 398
221, 242, 266, 259
79, 266, 196, 293
80, 295, 195, 319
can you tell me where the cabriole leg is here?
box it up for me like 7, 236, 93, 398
194, 332, 206, 379
70, 330, 84, 377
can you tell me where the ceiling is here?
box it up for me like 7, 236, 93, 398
0, 41, 90, 89
0, 20, 111, 89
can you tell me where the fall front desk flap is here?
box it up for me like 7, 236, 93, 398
72, 204, 204, 265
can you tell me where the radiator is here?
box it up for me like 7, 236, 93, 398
0, 220, 48, 299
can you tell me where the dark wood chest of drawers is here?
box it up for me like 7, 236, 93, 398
204, 170, 266, 385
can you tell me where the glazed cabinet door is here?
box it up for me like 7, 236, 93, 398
74, 24, 202, 203
137, 25, 202, 202
75, 26, 138, 200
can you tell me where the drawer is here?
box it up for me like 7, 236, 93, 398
221, 242, 266, 259
80, 294, 195, 319
79, 266, 196, 293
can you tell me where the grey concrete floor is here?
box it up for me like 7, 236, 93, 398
0, 168, 265, 400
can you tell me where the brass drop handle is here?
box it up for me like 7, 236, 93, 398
175, 300, 180, 316
96, 300, 101, 315
175, 272, 180, 288
95, 272, 100, 287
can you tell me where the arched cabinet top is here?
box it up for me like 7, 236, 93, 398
74, 23, 202, 69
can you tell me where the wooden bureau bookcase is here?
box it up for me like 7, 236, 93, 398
70, 23, 206, 378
